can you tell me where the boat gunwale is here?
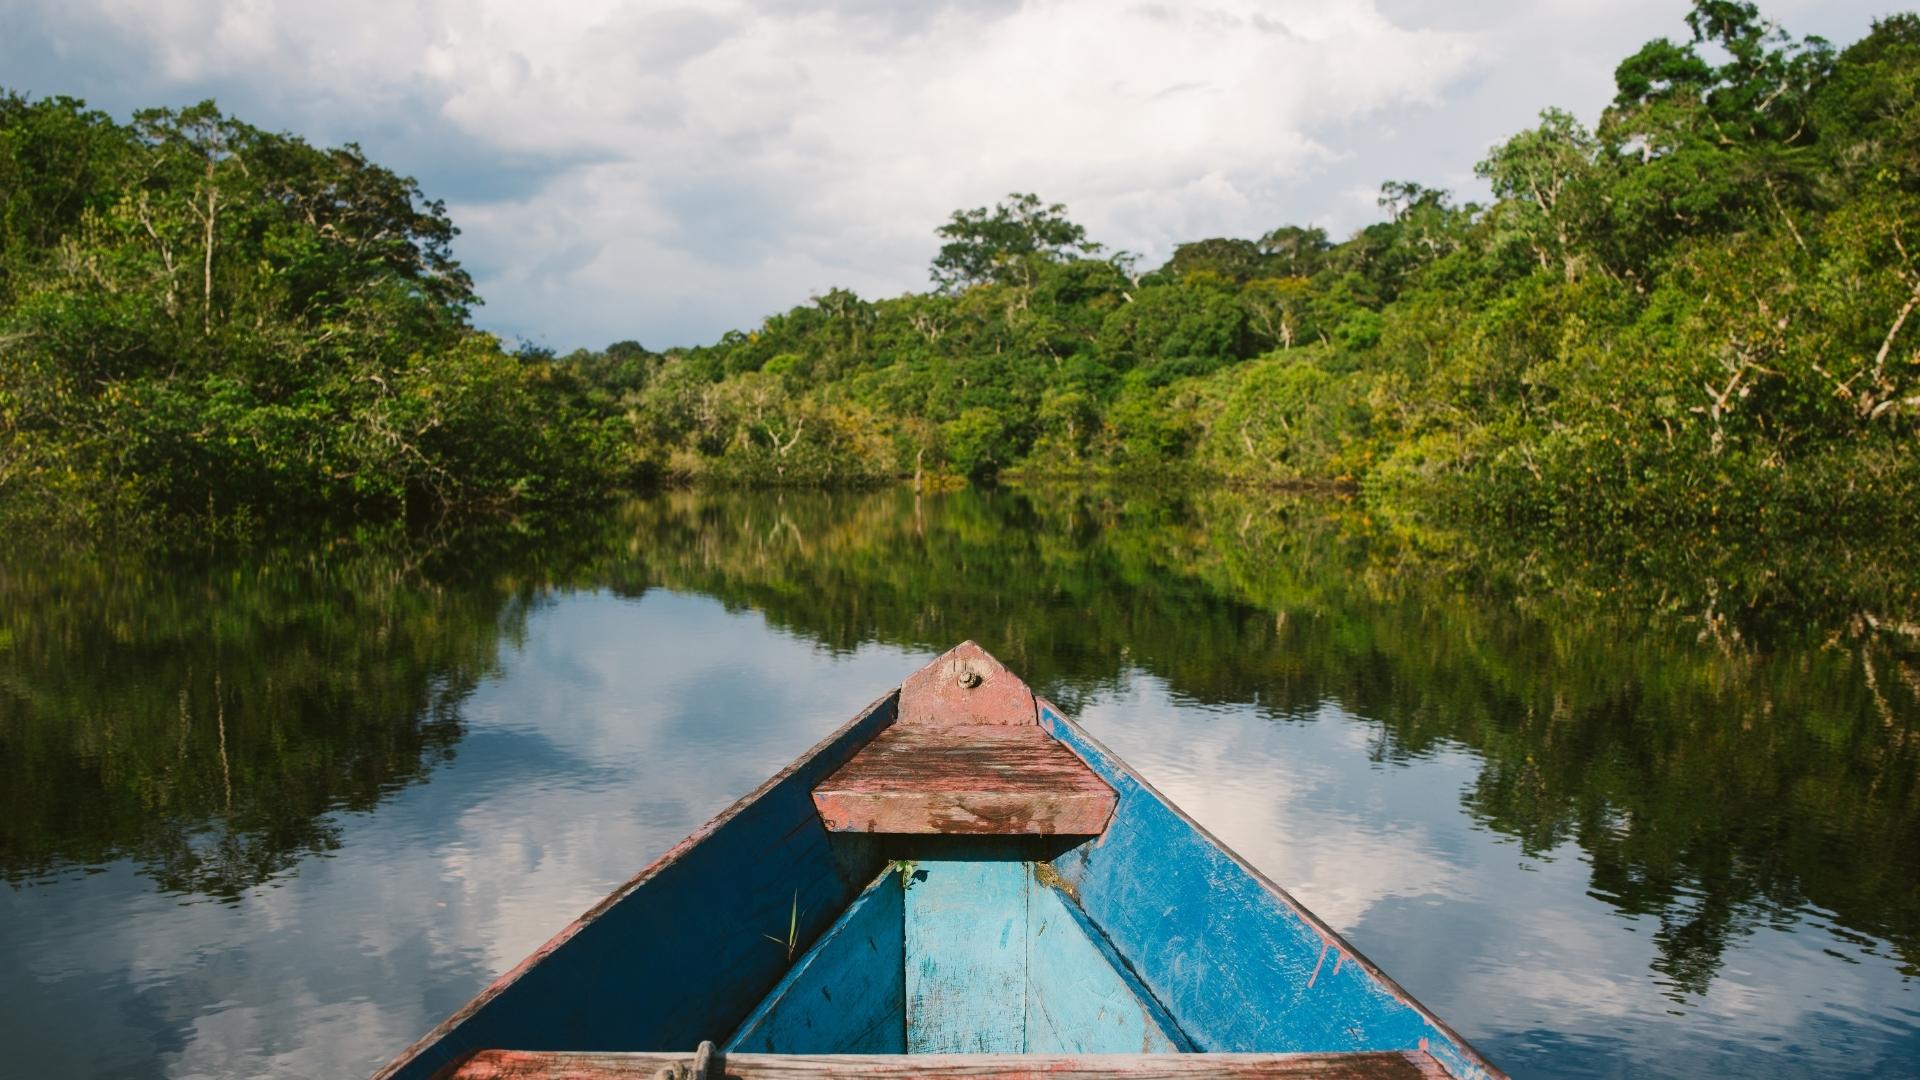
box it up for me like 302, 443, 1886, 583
373, 646, 1506, 1080
721, 864, 906, 1053
369, 688, 902, 1080
450, 1048, 1456, 1078
1036, 696, 1508, 1080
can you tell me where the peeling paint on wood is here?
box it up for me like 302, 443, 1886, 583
896, 641, 1036, 727
446, 1049, 1455, 1079
373, 645, 1504, 1080
1035, 699, 1505, 1080
724, 870, 906, 1055
723, 856, 1182, 1058
1024, 867, 1185, 1055
900, 856, 1183, 1055
813, 725, 1115, 835
905, 858, 1029, 1053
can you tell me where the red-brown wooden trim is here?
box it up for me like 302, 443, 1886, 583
896, 641, 1037, 727
812, 724, 1116, 835
449, 1049, 1453, 1079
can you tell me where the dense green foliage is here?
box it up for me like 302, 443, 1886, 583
0, 97, 639, 531
4, 2, 1914, 537
568, 3, 1918, 534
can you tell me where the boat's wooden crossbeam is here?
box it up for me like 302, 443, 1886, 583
812, 641, 1115, 836
811, 724, 1116, 835
447, 1050, 1455, 1079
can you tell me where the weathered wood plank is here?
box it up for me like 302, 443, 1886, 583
369, 693, 899, 1080
904, 858, 1028, 1053
1035, 701, 1505, 1080
448, 1049, 1454, 1079
724, 870, 906, 1055
896, 640, 1037, 727
813, 725, 1115, 835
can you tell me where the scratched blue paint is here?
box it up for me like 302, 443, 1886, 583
1038, 703, 1494, 1080
904, 858, 1028, 1053
898, 855, 1184, 1055
1025, 873, 1185, 1054
375, 694, 897, 1080
725, 869, 906, 1054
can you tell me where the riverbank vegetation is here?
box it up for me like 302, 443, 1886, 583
0, 99, 641, 533
599, 4, 1920, 536
2, 2, 1916, 538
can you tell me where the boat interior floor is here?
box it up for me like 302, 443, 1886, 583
726, 856, 1183, 1056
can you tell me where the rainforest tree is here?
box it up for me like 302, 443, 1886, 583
0, 96, 637, 532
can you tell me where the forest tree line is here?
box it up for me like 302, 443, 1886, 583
3, 1, 1917, 536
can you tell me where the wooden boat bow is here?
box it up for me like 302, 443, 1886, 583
371, 642, 1506, 1080
812, 643, 1116, 836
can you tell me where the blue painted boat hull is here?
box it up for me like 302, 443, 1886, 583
373, 651, 1503, 1080
1038, 700, 1494, 1078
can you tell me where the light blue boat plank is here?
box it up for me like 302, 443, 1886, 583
904, 858, 1028, 1053
1038, 702, 1496, 1080
899, 854, 1187, 1056
1025, 873, 1185, 1054
725, 869, 906, 1054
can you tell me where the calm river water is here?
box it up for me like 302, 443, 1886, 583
2, 488, 1916, 1079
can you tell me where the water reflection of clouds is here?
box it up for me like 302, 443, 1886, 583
2, 590, 926, 1079
402, 590, 928, 979
9, 585, 1917, 1080
1076, 687, 1466, 928
1073, 669, 1920, 1080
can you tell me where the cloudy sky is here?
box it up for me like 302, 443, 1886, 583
0, 0, 1894, 350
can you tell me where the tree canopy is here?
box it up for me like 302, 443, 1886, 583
3, 1, 1917, 543
930, 192, 1106, 291
0, 95, 640, 532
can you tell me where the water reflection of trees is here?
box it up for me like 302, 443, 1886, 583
4, 488, 1914, 995
0, 521, 640, 900
630, 487, 1920, 993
